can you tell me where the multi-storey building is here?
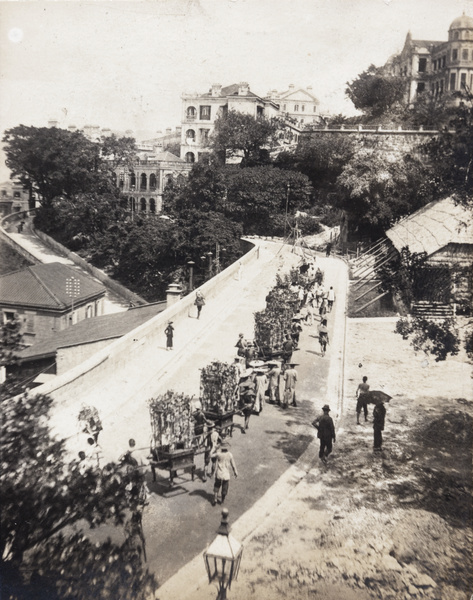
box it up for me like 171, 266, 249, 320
0, 180, 32, 217
180, 82, 281, 163
265, 84, 323, 127
113, 151, 192, 215
385, 13, 473, 103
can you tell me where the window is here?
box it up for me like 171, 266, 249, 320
24, 312, 35, 333
140, 198, 147, 212
452, 49, 458, 61
130, 172, 136, 189
119, 173, 124, 188
186, 129, 195, 142
199, 129, 209, 142
417, 82, 425, 93
450, 72, 456, 90
313, 106, 317, 112
294, 104, 299, 111
86, 305, 93, 319
454, 31, 459, 40
461, 72, 467, 89
149, 198, 156, 213
185, 152, 195, 163
432, 59, 437, 71
186, 106, 196, 118
418, 57, 427, 72
200, 105, 211, 120
283, 104, 286, 111
462, 49, 468, 60
1, 190, 6, 197
140, 173, 147, 191
301, 105, 305, 111
149, 173, 157, 190
439, 79, 444, 94
13, 192, 20, 198
442, 56, 446, 68
3, 311, 15, 324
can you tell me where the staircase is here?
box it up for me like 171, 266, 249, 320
411, 301, 454, 320
349, 239, 398, 289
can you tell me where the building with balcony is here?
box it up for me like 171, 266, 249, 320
0, 180, 32, 217
112, 151, 192, 215
180, 82, 281, 163
265, 84, 324, 127
384, 13, 473, 103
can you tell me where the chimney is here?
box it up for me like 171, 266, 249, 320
67, 125, 77, 132
289, 84, 295, 91
166, 128, 172, 135
176, 126, 182, 134
238, 82, 249, 95
307, 86, 313, 92
211, 83, 222, 97
48, 119, 59, 128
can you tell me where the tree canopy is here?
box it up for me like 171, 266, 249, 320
2, 126, 131, 205
346, 64, 406, 119
210, 110, 279, 164
0, 392, 156, 599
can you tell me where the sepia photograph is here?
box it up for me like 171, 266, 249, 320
0, 1, 472, 599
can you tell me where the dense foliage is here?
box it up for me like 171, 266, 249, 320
346, 64, 406, 119
0, 392, 156, 599
210, 110, 279, 165
395, 317, 460, 362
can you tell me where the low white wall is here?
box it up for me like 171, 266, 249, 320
32, 241, 257, 406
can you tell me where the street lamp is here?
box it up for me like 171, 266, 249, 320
187, 260, 195, 292
204, 509, 243, 600
284, 183, 291, 239
207, 251, 213, 279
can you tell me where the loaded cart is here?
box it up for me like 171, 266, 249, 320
148, 391, 196, 486
200, 361, 240, 437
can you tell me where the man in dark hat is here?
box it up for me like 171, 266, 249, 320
164, 321, 174, 350
373, 398, 386, 451
212, 440, 238, 506
282, 334, 295, 364
312, 405, 336, 463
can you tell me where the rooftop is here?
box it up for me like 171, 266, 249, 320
0, 262, 105, 310
386, 197, 473, 257
18, 301, 166, 361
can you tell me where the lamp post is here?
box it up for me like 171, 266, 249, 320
204, 509, 243, 600
207, 251, 213, 279
284, 183, 291, 239
187, 260, 195, 292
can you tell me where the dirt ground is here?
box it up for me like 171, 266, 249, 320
211, 318, 473, 600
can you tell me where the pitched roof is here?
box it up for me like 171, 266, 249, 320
386, 197, 473, 256
0, 262, 105, 310
153, 151, 185, 162
200, 83, 261, 100
18, 302, 166, 361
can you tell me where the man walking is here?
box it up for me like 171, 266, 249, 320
195, 291, 205, 319
356, 375, 370, 424
327, 286, 335, 312
267, 360, 281, 404
373, 399, 386, 451
282, 362, 298, 408
212, 440, 238, 506
312, 404, 336, 463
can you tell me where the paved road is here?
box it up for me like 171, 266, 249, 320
113, 246, 347, 587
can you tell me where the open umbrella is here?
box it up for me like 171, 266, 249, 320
364, 390, 392, 404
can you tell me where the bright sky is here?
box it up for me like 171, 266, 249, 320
1, 0, 472, 180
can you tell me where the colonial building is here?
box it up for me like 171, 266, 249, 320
0, 180, 32, 217
112, 150, 192, 215
180, 82, 281, 163
265, 84, 324, 127
385, 13, 473, 103
0, 262, 106, 346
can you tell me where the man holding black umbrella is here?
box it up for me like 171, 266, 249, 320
373, 399, 387, 451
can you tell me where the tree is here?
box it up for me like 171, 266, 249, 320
210, 110, 279, 164
378, 247, 428, 311
346, 64, 406, 119
426, 88, 473, 202
395, 316, 460, 362
100, 134, 138, 172
0, 392, 157, 599
2, 126, 110, 205
335, 144, 435, 236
